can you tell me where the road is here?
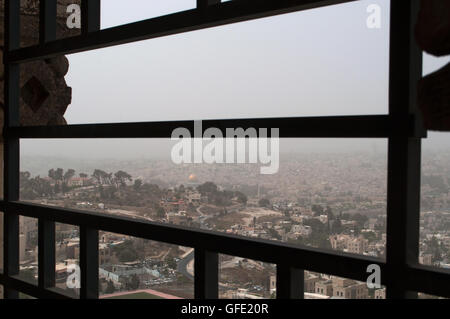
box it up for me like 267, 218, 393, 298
177, 250, 194, 281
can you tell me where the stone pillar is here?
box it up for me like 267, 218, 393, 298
416, 0, 450, 131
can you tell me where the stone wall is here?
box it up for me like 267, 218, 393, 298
0, 0, 81, 131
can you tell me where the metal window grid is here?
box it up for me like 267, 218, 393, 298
1, 0, 449, 299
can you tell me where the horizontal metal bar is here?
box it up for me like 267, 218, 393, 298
405, 264, 450, 298
197, 0, 222, 9
0, 274, 72, 299
6, 201, 384, 284
6, 0, 356, 63
5, 115, 424, 139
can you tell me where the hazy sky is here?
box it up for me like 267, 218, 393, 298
21, 0, 450, 159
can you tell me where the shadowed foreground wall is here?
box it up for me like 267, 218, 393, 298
0, 0, 81, 297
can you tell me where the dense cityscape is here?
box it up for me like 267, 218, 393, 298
5, 149, 450, 299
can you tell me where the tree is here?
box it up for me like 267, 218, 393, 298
49, 168, 62, 193
258, 198, 271, 208
303, 218, 331, 249
114, 170, 132, 188
312, 205, 324, 216
267, 227, 281, 240
422, 175, 448, 193
92, 169, 101, 184
113, 240, 138, 262
105, 172, 113, 185
105, 281, 116, 294
55, 168, 64, 184
62, 169, 76, 192
235, 191, 248, 205
156, 206, 166, 219
64, 169, 75, 183
351, 213, 368, 228
330, 219, 342, 234
118, 249, 138, 262
20, 171, 31, 184
20, 171, 39, 199
79, 173, 88, 178
30, 176, 53, 197
48, 168, 56, 181
92, 169, 107, 185
197, 182, 218, 195
142, 183, 161, 194
362, 231, 377, 243
426, 236, 443, 263
325, 206, 335, 220
54, 182, 61, 194
212, 192, 232, 207
167, 257, 178, 270
133, 179, 143, 191
127, 274, 140, 290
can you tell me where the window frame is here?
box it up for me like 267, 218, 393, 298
1, 0, 449, 299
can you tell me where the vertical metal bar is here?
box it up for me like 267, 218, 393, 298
39, 0, 57, 44
3, 0, 21, 300
38, 0, 57, 294
276, 265, 304, 299
3, 213, 19, 299
386, 0, 423, 299
38, 219, 55, 289
81, 0, 101, 35
80, 226, 98, 299
194, 249, 218, 299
